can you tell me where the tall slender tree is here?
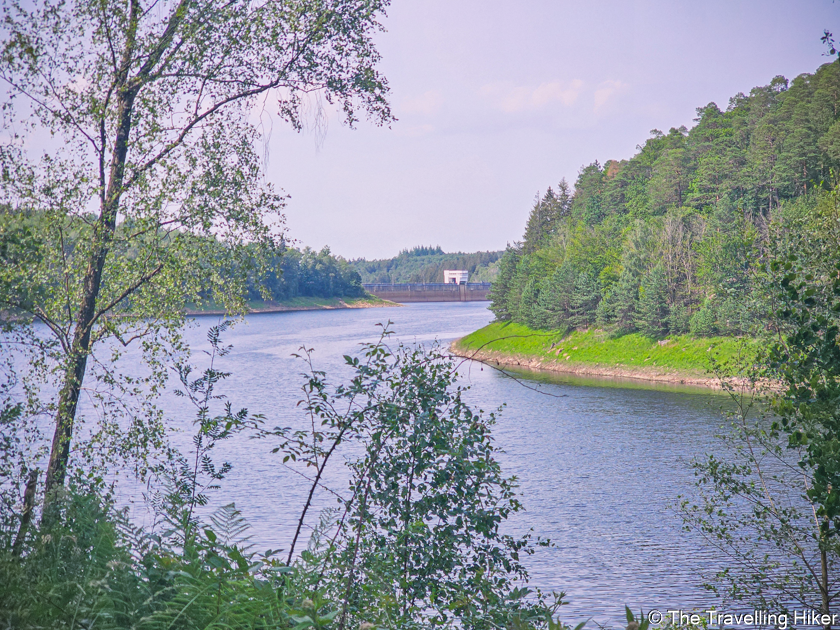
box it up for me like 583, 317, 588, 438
636, 263, 670, 338
522, 180, 572, 253
569, 271, 599, 329
488, 245, 522, 322
611, 266, 639, 334
0, 0, 393, 507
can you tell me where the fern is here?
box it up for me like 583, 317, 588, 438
208, 503, 252, 550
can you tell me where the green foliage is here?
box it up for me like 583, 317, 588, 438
488, 246, 523, 322
250, 245, 366, 303
680, 190, 840, 615
681, 351, 840, 614
688, 301, 717, 337
635, 264, 670, 338
523, 182, 572, 254
536, 265, 575, 332
400, 245, 445, 256
607, 267, 639, 334
0, 323, 325, 629
519, 278, 544, 330
764, 191, 840, 561
489, 60, 840, 340
267, 327, 570, 629
570, 162, 605, 224
0, 486, 319, 630
0, 322, 593, 630
0, 0, 395, 508
569, 272, 600, 330
768, 251, 840, 534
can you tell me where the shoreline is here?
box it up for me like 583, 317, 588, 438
450, 340, 728, 390
186, 297, 402, 316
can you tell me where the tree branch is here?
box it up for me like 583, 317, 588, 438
90, 262, 165, 326
123, 13, 327, 189
32, 306, 70, 354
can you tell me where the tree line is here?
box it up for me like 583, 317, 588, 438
247, 245, 366, 302
350, 245, 502, 283
491, 60, 840, 338
0, 207, 367, 313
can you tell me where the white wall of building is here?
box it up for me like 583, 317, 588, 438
443, 270, 469, 284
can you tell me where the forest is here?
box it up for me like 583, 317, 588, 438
248, 245, 366, 302
490, 60, 840, 338
350, 246, 502, 283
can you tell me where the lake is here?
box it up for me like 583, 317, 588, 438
131, 302, 733, 625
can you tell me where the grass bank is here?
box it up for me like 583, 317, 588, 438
186, 294, 399, 316
452, 322, 754, 389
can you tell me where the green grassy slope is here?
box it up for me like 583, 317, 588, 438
456, 322, 752, 375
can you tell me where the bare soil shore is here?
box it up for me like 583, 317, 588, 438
187, 298, 401, 316
449, 340, 730, 390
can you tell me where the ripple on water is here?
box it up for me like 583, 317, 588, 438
94, 303, 734, 625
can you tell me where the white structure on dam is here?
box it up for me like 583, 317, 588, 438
443, 270, 469, 284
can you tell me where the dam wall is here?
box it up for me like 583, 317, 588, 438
363, 282, 492, 303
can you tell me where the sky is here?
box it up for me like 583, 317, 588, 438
264, 0, 839, 260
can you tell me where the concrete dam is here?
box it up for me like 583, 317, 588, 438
363, 282, 492, 303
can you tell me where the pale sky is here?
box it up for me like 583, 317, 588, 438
266, 0, 838, 260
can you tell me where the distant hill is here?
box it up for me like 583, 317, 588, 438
350, 246, 503, 284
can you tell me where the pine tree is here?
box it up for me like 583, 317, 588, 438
518, 278, 543, 329
569, 271, 600, 329
536, 264, 575, 330
635, 263, 670, 338
571, 162, 605, 225
522, 180, 572, 254
522, 193, 547, 255
488, 246, 521, 321
611, 267, 639, 334
595, 289, 614, 327
536, 285, 561, 331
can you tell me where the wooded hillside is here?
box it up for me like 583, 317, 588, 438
490, 60, 840, 338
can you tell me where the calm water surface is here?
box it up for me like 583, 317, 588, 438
143, 302, 732, 624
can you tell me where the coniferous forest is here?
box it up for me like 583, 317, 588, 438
490, 60, 840, 338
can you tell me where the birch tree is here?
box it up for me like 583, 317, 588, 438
0, 0, 393, 508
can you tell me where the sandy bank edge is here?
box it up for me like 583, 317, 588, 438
449, 339, 728, 390
187, 298, 402, 316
